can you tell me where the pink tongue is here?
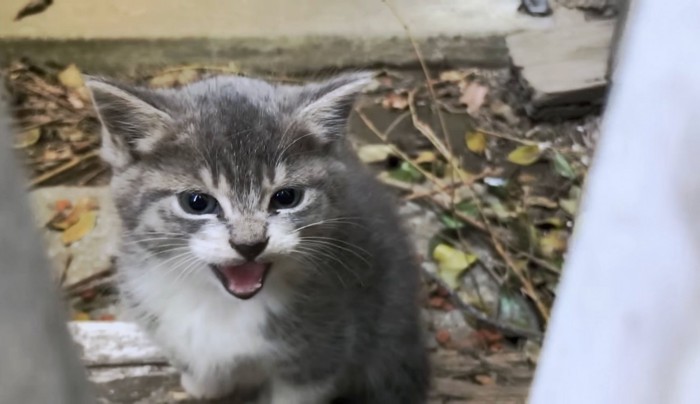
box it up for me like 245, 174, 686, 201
217, 262, 267, 298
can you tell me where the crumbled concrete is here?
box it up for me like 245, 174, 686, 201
29, 186, 118, 285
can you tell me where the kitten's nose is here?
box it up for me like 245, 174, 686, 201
230, 238, 269, 261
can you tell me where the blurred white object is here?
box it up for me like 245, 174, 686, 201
529, 0, 700, 403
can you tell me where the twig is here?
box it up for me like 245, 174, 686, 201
516, 250, 562, 275
476, 128, 539, 146
404, 169, 494, 201
59, 253, 73, 287
77, 166, 109, 186
28, 151, 99, 188
355, 108, 445, 187
64, 268, 115, 296
423, 270, 542, 340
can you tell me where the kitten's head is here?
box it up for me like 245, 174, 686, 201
87, 73, 371, 299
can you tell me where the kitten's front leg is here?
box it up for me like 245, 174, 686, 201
265, 378, 333, 404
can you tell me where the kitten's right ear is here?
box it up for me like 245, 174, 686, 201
85, 77, 173, 169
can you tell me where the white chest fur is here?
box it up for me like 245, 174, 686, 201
119, 259, 286, 380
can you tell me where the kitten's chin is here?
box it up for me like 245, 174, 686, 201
211, 262, 271, 300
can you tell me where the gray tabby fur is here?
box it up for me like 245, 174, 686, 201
86, 73, 429, 403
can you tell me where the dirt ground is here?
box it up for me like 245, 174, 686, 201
3, 60, 601, 403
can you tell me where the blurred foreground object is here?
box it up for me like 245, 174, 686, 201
0, 93, 92, 402
530, 0, 700, 403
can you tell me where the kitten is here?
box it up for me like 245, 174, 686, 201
86, 72, 429, 403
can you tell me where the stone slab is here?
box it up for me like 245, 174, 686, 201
506, 18, 615, 118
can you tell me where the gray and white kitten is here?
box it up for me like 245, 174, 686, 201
86, 73, 429, 403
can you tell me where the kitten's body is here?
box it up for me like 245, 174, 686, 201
88, 74, 428, 403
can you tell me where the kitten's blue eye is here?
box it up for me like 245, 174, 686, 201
178, 192, 218, 215
270, 188, 302, 210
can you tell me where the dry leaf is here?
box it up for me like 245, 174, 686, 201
539, 231, 568, 258
489, 99, 520, 125
357, 144, 392, 164
14, 0, 52, 21
525, 195, 558, 209
150, 68, 200, 88
459, 81, 489, 115
474, 374, 495, 386
72, 311, 90, 321
58, 64, 85, 90
54, 199, 72, 213
61, 211, 97, 245
465, 131, 486, 154
381, 91, 409, 110
13, 128, 41, 149
435, 329, 452, 346
433, 244, 478, 289
414, 151, 437, 164
439, 70, 470, 83
507, 144, 542, 166
552, 150, 576, 179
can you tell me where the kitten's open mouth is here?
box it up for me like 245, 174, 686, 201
211, 262, 271, 299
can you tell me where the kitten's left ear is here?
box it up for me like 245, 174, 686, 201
297, 72, 373, 142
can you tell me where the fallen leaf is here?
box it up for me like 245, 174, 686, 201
389, 161, 424, 183
13, 128, 41, 149
61, 211, 97, 245
98, 314, 116, 321
489, 99, 520, 125
43, 144, 73, 162
435, 329, 452, 346
539, 230, 568, 258
459, 81, 489, 115
474, 374, 495, 386
80, 287, 97, 302
507, 144, 542, 166
465, 131, 487, 154
559, 186, 582, 216
525, 195, 558, 209
14, 0, 52, 21
54, 199, 72, 213
150, 68, 200, 88
432, 244, 478, 289
535, 216, 565, 229
72, 311, 90, 321
414, 151, 437, 164
58, 64, 85, 90
439, 214, 464, 230
357, 144, 393, 164
551, 150, 576, 179
456, 200, 479, 218
428, 296, 447, 309
439, 70, 470, 82
381, 91, 409, 110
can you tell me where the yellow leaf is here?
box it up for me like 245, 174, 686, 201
432, 244, 478, 289
414, 151, 437, 164
72, 312, 90, 321
58, 64, 85, 89
507, 144, 542, 166
61, 211, 97, 245
13, 128, 41, 149
539, 231, 568, 258
465, 131, 486, 154
357, 144, 392, 164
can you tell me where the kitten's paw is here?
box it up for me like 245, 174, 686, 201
180, 373, 229, 400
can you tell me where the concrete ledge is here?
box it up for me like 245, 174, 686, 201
0, 36, 509, 76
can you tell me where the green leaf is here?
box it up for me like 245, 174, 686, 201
432, 244, 479, 289
507, 144, 542, 166
439, 214, 464, 229
388, 161, 424, 183
456, 200, 479, 217
551, 150, 576, 179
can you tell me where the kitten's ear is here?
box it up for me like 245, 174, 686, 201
85, 77, 173, 168
297, 72, 373, 142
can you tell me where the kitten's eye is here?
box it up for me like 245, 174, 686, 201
178, 192, 218, 215
270, 188, 303, 210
